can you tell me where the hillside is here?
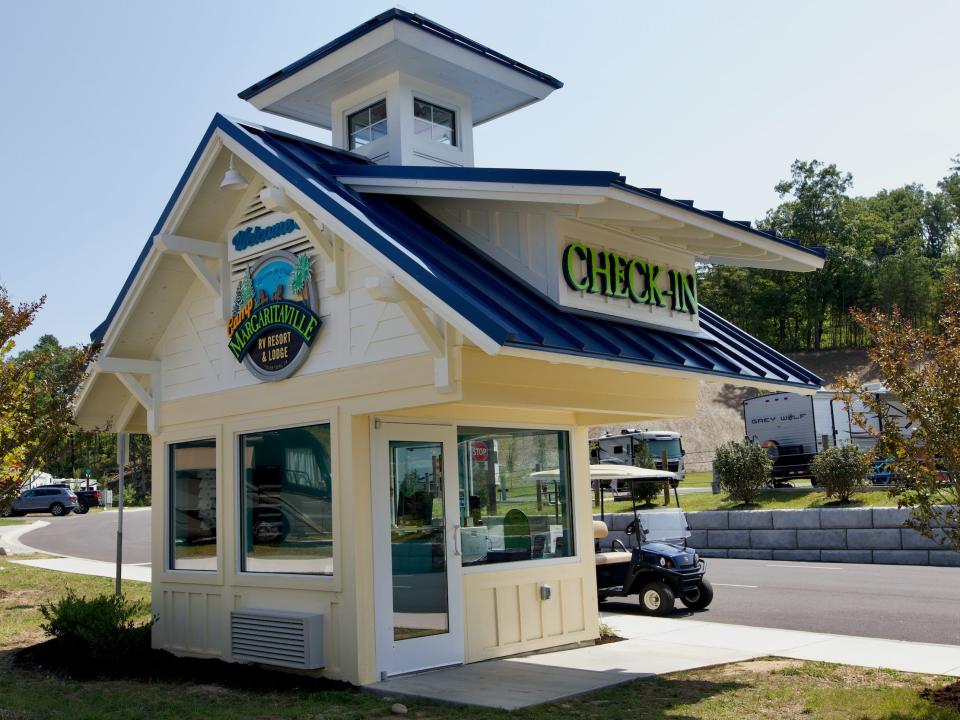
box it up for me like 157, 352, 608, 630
591, 349, 878, 471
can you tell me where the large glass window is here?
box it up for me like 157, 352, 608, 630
169, 439, 217, 571
240, 424, 333, 575
457, 427, 574, 566
347, 99, 387, 149
414, 99, 456, 146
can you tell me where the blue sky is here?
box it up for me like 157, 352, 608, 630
2, 0, 958, 350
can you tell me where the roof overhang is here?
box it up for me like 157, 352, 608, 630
79, 115, 823, 430
240, 11, 560, 129
335, 173, 826, 272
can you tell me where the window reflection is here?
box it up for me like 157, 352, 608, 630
240, 424, 333, 575
170, 439, 217, 571
457, 428, 574, 566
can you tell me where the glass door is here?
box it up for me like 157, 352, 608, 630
372, 422, 463, 677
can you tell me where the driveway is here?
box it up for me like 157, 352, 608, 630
19, 507, 151, 564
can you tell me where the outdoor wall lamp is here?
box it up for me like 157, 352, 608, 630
220, 154, 248, 192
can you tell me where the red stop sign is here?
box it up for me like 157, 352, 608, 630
471, 441, 489, 463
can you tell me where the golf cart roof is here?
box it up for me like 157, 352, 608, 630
530, 464, 678, 482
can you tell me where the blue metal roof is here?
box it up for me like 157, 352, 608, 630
91, 114, 822, 389
238, 8, 563, 102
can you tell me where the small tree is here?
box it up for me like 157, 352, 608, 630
838, 276, 960, 550
714, 440, 772, 505
631, 439, 661, 506
811, 445, 869, 503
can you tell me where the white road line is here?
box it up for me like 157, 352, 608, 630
765, 563, 844, 571
713, 583, 759, 588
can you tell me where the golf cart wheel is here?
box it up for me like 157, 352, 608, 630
638, 581, 675, 616
50, 502, 65, 517
681, 578, 714, 611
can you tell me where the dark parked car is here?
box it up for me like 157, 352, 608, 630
2, 487, 78, 517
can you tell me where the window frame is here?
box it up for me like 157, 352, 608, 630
158, 426, 223, 586
412, 97, 458, 148
346, 98, 388, 151
453, 421, 580, 575
167, 436, 219, 573
231, 411, 339, 589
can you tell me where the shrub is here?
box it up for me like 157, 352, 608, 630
631, 440, 663, 506
714, 440, 772, 505
39, 591, 154, 664
811, 444, 869, 502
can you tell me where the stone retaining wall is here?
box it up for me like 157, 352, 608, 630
596, 507, 959, 566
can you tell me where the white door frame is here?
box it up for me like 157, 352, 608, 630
371, 418, 464, 678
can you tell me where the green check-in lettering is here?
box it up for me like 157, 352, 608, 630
561, 242, 697, 315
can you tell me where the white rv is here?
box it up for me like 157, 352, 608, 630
590, 430, 686, 481
743, 386, 912, 481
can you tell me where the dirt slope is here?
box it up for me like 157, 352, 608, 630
591, 350, 877, 471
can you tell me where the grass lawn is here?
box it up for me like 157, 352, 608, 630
1, 560, 958, 719
0, 518, 29, 526
595, 488, 898, 514
682, 470, 713, 487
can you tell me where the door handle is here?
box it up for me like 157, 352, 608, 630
453, 525, 462, 556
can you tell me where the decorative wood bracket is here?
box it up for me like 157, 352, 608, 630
259, 187, 345, 295
94, 357, 161, 433
154, 233, 229, 321
365, 276, 455, 393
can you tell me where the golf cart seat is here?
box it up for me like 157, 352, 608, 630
593, 520, 632, 565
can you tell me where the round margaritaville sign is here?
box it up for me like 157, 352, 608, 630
226, 249, 322, 381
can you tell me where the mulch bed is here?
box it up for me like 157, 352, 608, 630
14, 638, 355, 694
921, 679, 960, 712
595, 633, 625, 646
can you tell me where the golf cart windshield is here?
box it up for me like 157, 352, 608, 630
635, 508, 690, 543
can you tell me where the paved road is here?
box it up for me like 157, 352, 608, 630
21, 511, 960, 646
603, 557, 960, 645
21, 508, 151, 565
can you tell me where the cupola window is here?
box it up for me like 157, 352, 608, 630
414, 98, 456, 146
347, 99, 388, 149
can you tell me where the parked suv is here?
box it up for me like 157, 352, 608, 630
2, 487, 78, 517
49, 483, 102, 514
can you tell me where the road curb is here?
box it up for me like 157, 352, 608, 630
0, 520, 51, 556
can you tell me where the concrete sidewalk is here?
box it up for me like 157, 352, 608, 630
0, 519, 151, 583
10, 556, 151, 582
371, 613, 960, 710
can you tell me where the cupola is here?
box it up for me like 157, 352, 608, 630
238, 9, 562, 167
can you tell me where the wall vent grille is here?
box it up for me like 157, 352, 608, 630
230, 608, 324, 669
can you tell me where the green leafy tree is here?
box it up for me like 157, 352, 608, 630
630, 440, 661, 506
0, 288, 91, 509
838, 277, 960, 550
700, 155, 959, 351
714, 440, 772, 506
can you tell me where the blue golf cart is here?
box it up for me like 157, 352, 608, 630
593, 465, 713, 616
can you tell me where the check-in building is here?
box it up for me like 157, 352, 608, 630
75, 9, 824, 684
